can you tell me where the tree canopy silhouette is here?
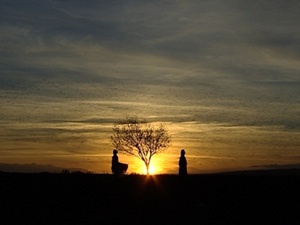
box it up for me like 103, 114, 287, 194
111, 117, 171, 175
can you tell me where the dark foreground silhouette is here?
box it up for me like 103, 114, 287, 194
1, 170, 300, 225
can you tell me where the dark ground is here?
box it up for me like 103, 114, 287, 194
1, 170, 300, 225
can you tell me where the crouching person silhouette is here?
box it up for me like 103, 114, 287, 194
111, 149, 128, 176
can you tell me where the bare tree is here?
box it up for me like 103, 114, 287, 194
111, 117, 171, 175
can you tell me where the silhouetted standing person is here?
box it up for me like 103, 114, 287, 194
111, 149, 128, 176
179, 149, 187, 176
111, 149, 119, 174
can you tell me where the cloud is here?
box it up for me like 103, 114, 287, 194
252, 163, 300, 170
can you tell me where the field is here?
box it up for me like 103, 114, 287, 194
1, 170, 300, 225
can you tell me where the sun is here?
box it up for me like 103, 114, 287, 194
133, 157, 164, 175
148, 163, 162, 175
137, 164, 161, 175
149, 165, 155, 175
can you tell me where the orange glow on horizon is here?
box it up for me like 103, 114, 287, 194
136, 160, 164, 175
121, 153, 167, 175
149, 163, 161, 175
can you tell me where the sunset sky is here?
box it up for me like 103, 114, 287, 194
1, 0, 300, 174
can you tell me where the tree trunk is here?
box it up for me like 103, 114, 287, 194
145, 163, 150, 175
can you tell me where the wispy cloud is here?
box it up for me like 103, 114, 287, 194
252, 163, 300, 170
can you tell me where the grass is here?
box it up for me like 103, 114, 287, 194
1, 170, 300, 225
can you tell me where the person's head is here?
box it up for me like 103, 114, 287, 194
113, 149, 118, 155
181, 149, 185, 156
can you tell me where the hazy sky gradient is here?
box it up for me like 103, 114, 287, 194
1, 0, 300, 174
